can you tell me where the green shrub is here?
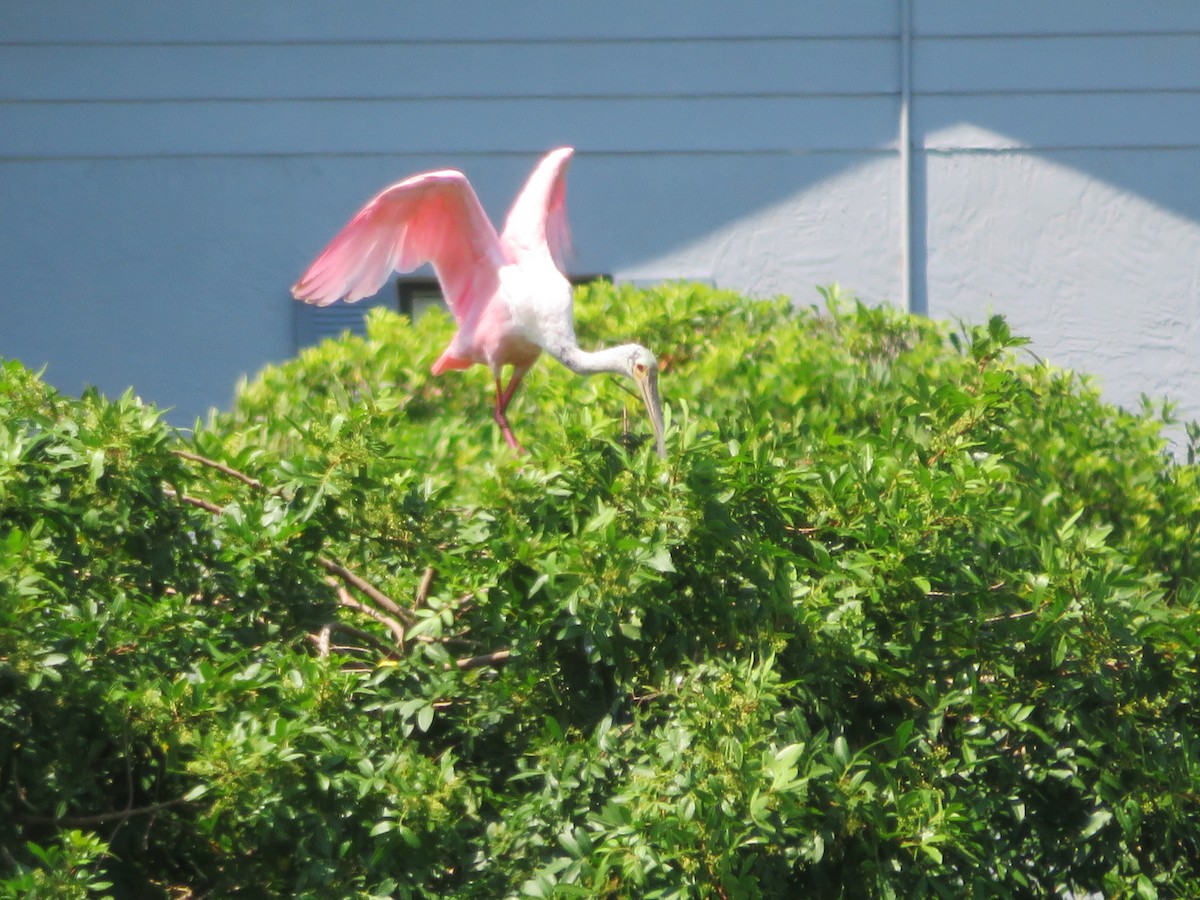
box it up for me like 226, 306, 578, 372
3, 283, 1199, 898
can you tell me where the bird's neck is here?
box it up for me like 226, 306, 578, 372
552, 343, 633, 377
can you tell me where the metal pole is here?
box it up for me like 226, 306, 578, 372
898, 0, 919, 314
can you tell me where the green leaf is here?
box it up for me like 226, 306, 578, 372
369, 820, 394, 837
1081, 809, 1113, 839
773, 742, 805, 771
832, 736, 850, 767
1052, 636, 1068, 668
644, 546, 676, 573
183, 784, 210, 802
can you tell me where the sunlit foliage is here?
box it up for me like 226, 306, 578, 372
3, 283, 1199, 898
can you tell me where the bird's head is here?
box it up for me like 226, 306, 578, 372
624, 345, 666, 458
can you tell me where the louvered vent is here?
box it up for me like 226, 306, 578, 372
293, 295, 396, 348
292, 278, 446, 350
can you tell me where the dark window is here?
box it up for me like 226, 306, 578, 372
397, 278, 444, 321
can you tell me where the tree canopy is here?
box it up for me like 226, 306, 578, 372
3, 283, 1199, 898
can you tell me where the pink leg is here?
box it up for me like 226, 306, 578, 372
493, 367, 528, 453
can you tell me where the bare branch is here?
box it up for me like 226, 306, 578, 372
313, 624, 332, 658
162, 487, 224, 516
454, 649, 511, 671
415, 566, 436, 609
333, 583, 408, 650
313, 621, 403, 660
318, 556, 414, 624
171, 449, 267, 492
982, 608, 1038, 625
15, 798, 191, 828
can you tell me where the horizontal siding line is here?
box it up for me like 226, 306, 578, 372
9, 32, 1200, 49
16, 90, 1199, 106
16, 88, 1190, 106
916, 88, 1200, 99
9, 145, 1190, 163
921, 144, 1200, 155
0, 91, 902, 105
0, 148, 902, 164
0, 34, 899, 50
16, 89, 1193, 106
915, 30, 1200, 41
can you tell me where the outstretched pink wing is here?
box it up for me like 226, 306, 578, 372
291, 170, 506, 323
500, 147, 574, 272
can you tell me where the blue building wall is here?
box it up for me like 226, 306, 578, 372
2, 2, 1199, 432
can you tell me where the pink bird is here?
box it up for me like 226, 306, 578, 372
291, 146, 666, 457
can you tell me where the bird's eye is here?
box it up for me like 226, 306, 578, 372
635, 363, 647, 374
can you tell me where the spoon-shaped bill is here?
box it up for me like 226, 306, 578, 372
635, 367, 667, 458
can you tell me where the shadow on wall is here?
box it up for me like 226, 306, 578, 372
602, 128, 1200, 318
572, 151, 901, 305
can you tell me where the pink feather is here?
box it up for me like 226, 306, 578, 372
290, 146, 664, 457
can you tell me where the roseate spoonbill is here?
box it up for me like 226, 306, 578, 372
291, 146, 666, 457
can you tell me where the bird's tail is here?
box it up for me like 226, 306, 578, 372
432, 347, 473, 375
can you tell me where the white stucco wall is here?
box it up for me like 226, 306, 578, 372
910, 7, 1200, 439
921, 147, 1200, 424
